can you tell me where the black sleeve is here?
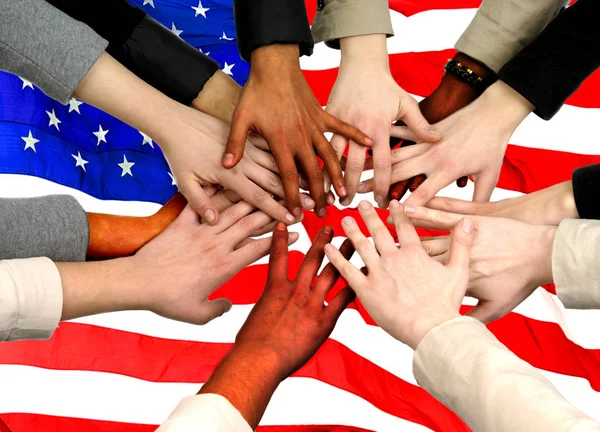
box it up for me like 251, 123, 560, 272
234, 0, 313, 62
498, 0, 600, 120
45, 0, 220, 106
572, 164, 600, 220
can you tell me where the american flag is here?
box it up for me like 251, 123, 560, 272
0, 0, 599, 430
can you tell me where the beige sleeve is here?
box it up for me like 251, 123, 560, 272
455, 0, 567, 72
0, 257, 62, 341
311, 0, 394, 48
552, 219, 600, 309
413, 316, 600, 432
156, 394, 252, 432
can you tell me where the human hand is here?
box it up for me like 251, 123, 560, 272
223, 44, 373, 217
328, 34, 440, 209
407, 206, 555, 323
233, 223, 356, 379
359, 81, 534, 206
156, 105, 313, 225
422, 181, 578, 226
131, 203, 299, 325
387, 52, 496, 201
325, 200, 473, 349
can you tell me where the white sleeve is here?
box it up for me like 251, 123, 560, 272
0, 257, 63, 341
413, 316, 600, 432
156, 394, 253, 432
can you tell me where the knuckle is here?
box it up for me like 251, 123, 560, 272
252, 241, 267, 256
222, 205, 239, 221
347, 158, 364, 172
356, 237, 372, 251
240, 215, 256, 230
283, 170, 300, 182
252, 189, 267, 202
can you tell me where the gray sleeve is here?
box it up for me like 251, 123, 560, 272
0, 0, 108, 104
0, 195, 89, 262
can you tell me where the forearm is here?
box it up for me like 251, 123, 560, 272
73, 52, 181, 150
339, 34, 389, 71
414, 317, 600, 431
199, 346, 282, 429
191, 71, 241, 123
56, 257, 145, 321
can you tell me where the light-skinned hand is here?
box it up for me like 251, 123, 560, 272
324, 200, 473, 349
407, 206, 555, 323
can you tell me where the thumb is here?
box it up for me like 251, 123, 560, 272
223, 110, 251, 169
447, 217, 474, 281
182, 182, 220, 225
196, 298, 233, 325
466, 300, 499, 324
399, 101, 441, 143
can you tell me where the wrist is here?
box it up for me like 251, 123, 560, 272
250, 44, 301, 77
339, 34, 389, 72
408, 311, 461, 350
192, 71, 241, 123
480, 81, 534, 126
529, 225, 557, 286
558, 181, 579, 220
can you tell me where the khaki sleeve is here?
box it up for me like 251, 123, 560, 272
455, 0, 567, 72
156, 394, 252, 432
553, 219, 600, 309
0, 257, 63, 342
311, 0, 393, 49
414, 316, 600, 432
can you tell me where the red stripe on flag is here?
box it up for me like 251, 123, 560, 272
305, 50, 600, 109
2, 414, 374, 432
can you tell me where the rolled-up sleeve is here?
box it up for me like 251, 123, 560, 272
311, 0, 393, 49
156, 394, 252, 432
455, 0, 567, 73
0, 0, 108, 103
0, 257, 63, 342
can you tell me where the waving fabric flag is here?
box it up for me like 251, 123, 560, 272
0, 0, 599, 431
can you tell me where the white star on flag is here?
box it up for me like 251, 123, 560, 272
21, 130, 39, 152
118, 155, 135, 177
68, 98, 83, 114
20, 78, 33, 91
72, 151, 89, 172
199, 47, 210, 56
168, 172, 176, 186
171, 22, 182, 37
220, 31, 234, 41
140, 131, 154, 148
93, 125, 109, 146
192, 0, 209, 18
143, 0, 154, 7
221, 62, 235, 76
46, 109, 61, 131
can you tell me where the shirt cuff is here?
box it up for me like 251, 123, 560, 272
572, 164, 600, 220
552, 219, 600, 309
311, 0, 394, 49
156, 394, 252, 432
0, 257, 63, 342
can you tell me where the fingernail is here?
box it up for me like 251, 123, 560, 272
389, 200, 400, 209
366, 136, 374, 145
386, 216, 393, 225
293, 207, 302, 218
323, 226, 333, 234
285, 212, 295, 223
317, 207, 327, 218
462, 217, 473, 234
375, 195, 384, 208
342, 216, 355, 226
304, 196, 315, 208
222, 153, 234, 166
358, 200, 371, 210
404, 206, 416, 215
276, 222, 286, 231
339, 186, 347, 197
204, 209, 215, 223
324, 243, 336, 254
357, 183, 367, 193
340, 198, 351, 206
326, 194, 335, 205
325, 179, 331, 193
